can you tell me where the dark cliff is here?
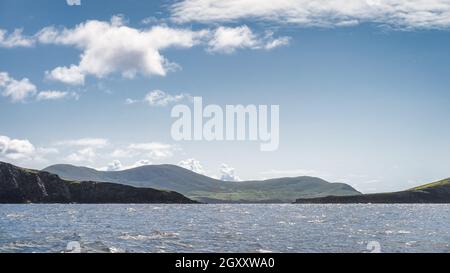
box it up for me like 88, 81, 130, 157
0, 162, 197, 204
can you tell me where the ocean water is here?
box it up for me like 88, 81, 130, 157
1, 204, 450, 253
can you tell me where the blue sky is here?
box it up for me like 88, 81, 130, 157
1, 0, 450, 193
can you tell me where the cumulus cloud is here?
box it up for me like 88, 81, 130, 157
102, 160, 123, 171
99, 159, 154, 171
56, 140, 173, 167
0, 71, 37, 102
0, 134, 176, 169
0, 135, 57, 166
178, 158, 206, 174
36, 90, 79, 101
45, 65, 85, 86
1, 71, 80, 103
171, 0, 450, 30
37, 16, 209, 85
208, 25, 257, 53
0, 135, 36, 160
66, 0, 81, 6
208, 25, 289, 53
219, 164, 241, 182
0, 28, 35, 48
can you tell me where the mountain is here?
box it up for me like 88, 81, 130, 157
43, 164, 361, 203
295, 178, 450, 204
0, 162, 196, 204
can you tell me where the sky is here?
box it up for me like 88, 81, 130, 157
1, 0, 450, 193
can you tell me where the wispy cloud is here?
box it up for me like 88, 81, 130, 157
55, 138, 109, 148
0, 28, 34, 48
261, 169, 318, 177
0, 71, 37, 102
208, 26, 290, 54
144, 90, 190, 106
1, 71, 79, 103
36, 90, 79, 101
171, 0, 450, 30
66, 0, 81, 6
126, 90, 192, 107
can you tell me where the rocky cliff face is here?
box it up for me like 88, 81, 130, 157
0, 162, 196, 204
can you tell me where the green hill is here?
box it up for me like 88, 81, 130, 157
43, 164, 361, 203
296, 178, 450, 204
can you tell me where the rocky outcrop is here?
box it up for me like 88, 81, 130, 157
295, 178, 450, 204
0, 162, 197, 204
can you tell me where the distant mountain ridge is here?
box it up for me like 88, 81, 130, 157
43, 164, 361, 203
0, 162, 196, 204
295, 178, 450, 204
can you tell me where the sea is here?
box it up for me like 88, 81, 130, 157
1, 204, 449, 253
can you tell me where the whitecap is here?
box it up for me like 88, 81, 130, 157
6, 213, 24, 219
257, 249, 273, 253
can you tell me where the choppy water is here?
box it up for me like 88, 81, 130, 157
1, 204, 450, 253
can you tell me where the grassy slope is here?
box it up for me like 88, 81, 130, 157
295, 177, 450, 203
411, 178, 450, 191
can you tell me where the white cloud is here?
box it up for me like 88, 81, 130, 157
171, 0, 450, 30
263, 32, 291, 50
99, 158, 156, 171
0, 135, 57, 167
208, 26, 289, 53
144, 90, 190, 106
37, 90, 79, 101
56, 138, 109, 148
128, 142, 177, 159
101, 160, 123, 171
0, 29, 34, 48
45, 65, 85, 86
208, 25, 257, 53
0, 72, 37, 102
66, 147, 96, 162
178, 158, 205, 174
111, 149, 133, 158
141, 17, 166, 25
261, 169, 318, 178
0, 135, 35, 160
126, 90, 191, 106
1, 71, 80, 103
37, 16, 209, 85
125, 159, 153, 169
110, 142, 177, 161
66, 0, 81, 6
125, 98, 139, 105
220, 164, 241, 181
